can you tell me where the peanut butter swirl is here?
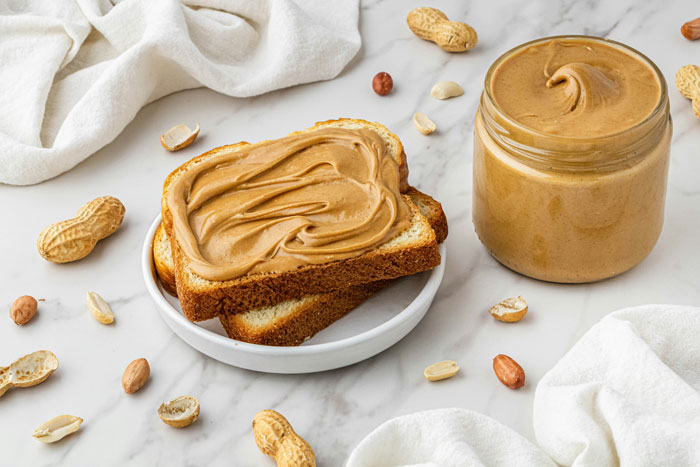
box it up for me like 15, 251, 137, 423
491, 39, 660, 136
166, 127, 411, 281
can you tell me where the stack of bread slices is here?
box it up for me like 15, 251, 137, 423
153, 119, 448, 346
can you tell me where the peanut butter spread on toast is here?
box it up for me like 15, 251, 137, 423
166, 128, 411, 281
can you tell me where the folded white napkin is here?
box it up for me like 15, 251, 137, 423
346, 408, 557, 467
534, 304, 700, 466
0, 0, 360, 185
348, 305, 700, 467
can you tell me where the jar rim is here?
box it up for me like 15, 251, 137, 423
483, 35, 668, 143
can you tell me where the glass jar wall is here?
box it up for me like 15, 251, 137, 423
472, 36, 672, 283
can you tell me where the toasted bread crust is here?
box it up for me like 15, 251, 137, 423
153, 224, 178, 297
173, 198, 440, 321
155, 188, 447, 297
405, 187, 448, 244
154, 188, 448, 345
220, 280, 390, 346
161, 119, 438, 322
218, 190, 447, 345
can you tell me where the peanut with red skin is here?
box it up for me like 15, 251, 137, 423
122, 358, 150, 394
10, 296, 37, 325
372, 72, 393, 95
681, 17, 700, 40
493, 354, 525, 389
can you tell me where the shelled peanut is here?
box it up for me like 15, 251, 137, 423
33, 415, 83, 443
372, 72, 393, 95
424, 360, 460, 381
493, 354, 525, 389
681, 17, 700, 40
122, 358, 150, 394
9, 295, 38, 325
87, 291, 115, 324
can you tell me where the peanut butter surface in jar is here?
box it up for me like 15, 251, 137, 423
473, 36, 672, 283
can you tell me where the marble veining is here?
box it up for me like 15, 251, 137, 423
1, 0, 699, 465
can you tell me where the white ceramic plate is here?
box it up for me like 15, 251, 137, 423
142, 215, 445, 374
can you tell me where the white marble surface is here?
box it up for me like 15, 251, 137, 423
2, 0, 700, 465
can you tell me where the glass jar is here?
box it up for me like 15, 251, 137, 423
473, 36, 672, 283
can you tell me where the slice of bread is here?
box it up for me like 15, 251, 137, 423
153, 187, 448, 346
161, 119, 441, 321
153, 224, 179, 298
220, 280, 392, 346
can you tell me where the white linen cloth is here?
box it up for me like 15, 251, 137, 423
0, 0, 360, 185
348, 305, 700, 466
346, 408, 557, 467
534, 304, 700, 466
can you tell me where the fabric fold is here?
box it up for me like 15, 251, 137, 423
346, 408, 556, 467
348, 305, 700, 467
534, 305, 700, 467
0, 0, 361, 185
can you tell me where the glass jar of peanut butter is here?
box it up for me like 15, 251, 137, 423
473, 36, 671, 283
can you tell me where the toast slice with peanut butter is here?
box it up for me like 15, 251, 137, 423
161, 119, 442, 322
153, 187, 447, 345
